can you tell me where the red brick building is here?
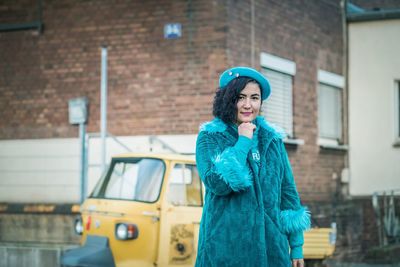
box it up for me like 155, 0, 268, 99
1, 0, 399, 264
0, 0, 345, 198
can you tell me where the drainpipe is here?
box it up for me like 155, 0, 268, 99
332, 0, 349, 226
342, 0, 349, 151
250, 0, 255, 68
342, 0, 350, 200
79, 123, 87, 203
100, 46, 108, 172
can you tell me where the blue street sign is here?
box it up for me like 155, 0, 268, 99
164, 23, 182, 39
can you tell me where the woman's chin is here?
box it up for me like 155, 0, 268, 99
238, 117, 253, 123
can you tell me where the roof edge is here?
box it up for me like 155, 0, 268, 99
347, 8, 400, 22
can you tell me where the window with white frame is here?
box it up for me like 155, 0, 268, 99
260, 52, 296, 138
317, 70, 345, 145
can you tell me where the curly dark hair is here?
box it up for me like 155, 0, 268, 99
212, 77, 261, 124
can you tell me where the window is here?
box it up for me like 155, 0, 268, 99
318, 83, 342, 140
261, 69, 293, 137
260, 52, 296, 137
317, 70, 345, 145
167, 164, 203, 207
91, 158, 165, 202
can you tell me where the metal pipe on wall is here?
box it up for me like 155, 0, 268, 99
100, 46, 108, 173
79, 123, 87, 203
250, 0, 255, 68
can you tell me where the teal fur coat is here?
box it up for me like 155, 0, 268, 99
195, 116, 311, 267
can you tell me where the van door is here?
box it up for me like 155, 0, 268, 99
157, 162, 203, 267
81, 157, 166, 267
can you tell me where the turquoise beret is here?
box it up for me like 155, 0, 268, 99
219, 66, 271, 100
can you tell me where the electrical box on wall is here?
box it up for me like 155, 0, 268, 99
341, 168, 350, 183
68, 97, 88, 125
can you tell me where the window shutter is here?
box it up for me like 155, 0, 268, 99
261, 68, 293, 137
318, 83, 342, 139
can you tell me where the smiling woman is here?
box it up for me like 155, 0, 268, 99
212, 76, 263, 125
195, 66, 310, 267
236, 82, 262, 124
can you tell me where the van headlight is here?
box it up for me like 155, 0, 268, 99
115, 223, 139, 240
74, 217, 83, 235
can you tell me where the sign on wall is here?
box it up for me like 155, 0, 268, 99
164, 23, 182, 39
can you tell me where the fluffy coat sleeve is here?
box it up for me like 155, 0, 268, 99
278, 139, 311, 259
195, 131, 253, 195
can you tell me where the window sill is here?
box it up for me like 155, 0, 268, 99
318, 138, 348, 151
284, 138, 305, 146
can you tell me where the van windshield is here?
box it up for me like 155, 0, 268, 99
91, 158, 165, 203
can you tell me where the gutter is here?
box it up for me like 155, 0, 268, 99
347, 8, 400, 22
0, 0, 43, 33
0, 21, 42, 32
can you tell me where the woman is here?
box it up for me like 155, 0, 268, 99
195, 66, 310, 267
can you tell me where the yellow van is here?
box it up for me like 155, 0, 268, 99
61, 153, 335, 267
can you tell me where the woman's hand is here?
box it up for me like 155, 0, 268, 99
292, 259, 304, 267
238, 122, 256, 139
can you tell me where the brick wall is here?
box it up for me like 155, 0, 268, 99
0, 0, 347, 211
333, 196, 400, 261
0, 0, 346, 207
0, 0, 227, 139
225, 0, 345, 203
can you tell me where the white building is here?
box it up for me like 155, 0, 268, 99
347, 4, 400, 195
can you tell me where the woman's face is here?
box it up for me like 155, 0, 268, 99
236, 82, 262, 124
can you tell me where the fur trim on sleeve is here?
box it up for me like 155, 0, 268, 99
212, 149, 252, 192
280, 207, 311, 234
199, 118, 227, 133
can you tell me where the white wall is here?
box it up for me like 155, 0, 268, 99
0, 135, 197, 203
0, 139, 80, 203
348, 19, 400, 195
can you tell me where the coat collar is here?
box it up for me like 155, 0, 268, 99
199, 116, 286, 142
